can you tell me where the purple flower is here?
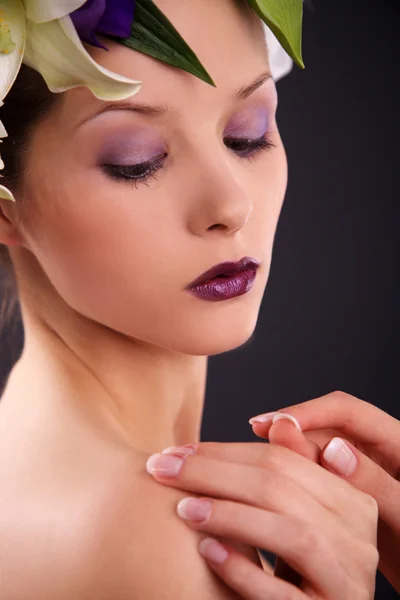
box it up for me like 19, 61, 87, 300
71, 0, 136, 50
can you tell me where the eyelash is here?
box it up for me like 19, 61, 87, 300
102, 134, 276, 188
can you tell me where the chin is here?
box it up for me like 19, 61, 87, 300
165, 268, 267, 356
159, 305, 262, 357
193, 325, 259, 356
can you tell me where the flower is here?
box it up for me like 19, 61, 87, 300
0, 105, 14, 201
263, 25, 293, 83
0, 0, 142, 202
0, 1, 26, 201
0, 18, 16, 53
70, 0, 136, 50
0, 1, 25, 100
23, 0, 142, 99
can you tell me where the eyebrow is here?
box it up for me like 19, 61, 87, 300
77, 71, 272, 128
233, 71, 272, 101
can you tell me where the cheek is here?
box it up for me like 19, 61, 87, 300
25, 168, 184, 326
253, 139, 288, 232
22, 132, 288, 355
271, 142, 288, 216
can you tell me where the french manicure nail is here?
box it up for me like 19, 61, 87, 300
249, 411, 279, 425
199, 537, 229, 565
272, 413, 302, 432
323, 438, 357, 477
146, 453, 185, 477
162, 445, 197, 456
177, 497, 213, 523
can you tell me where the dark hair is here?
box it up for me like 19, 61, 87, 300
0, 64, 61, 374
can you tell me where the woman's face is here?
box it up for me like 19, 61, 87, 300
16, 0, 288, 355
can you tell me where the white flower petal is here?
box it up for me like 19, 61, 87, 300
0, 0, 26, 100
0, 112, 7, 183
0, 113, 13, 200
0, 115, 7, 138
23, 15, 142, 100
22, 0, 87, 24
0, 183, 15, 202
264, 24, 293, 83
0, 115, 6, 179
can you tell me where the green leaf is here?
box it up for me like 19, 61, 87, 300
117, 0, 216, 87
247, 0, 304, 68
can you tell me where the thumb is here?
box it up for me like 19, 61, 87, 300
321, 437, 400, 523
267, 415, 322, 588
262, 413, 322, 463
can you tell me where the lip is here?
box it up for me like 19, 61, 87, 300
185, 256, 260, 302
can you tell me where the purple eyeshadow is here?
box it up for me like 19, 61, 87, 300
98, 131, 166, 166
224, 106, 270, 138
96, 104, 271, 169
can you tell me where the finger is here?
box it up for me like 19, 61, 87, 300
164, 442, 371, 535
197, 536, 310, 600
264, 418, 319, 587
258, 416, 320, 587
249, 391, 400, 473
147, 449, 371, 540
267, 416, 321, 463
266, 418, 328, 587
250, 413, 345, 453
147, 451, 326, 522
321, 437, 399, 524
177, 495, 365, 599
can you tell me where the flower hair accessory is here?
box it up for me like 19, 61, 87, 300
0, 0, 304, 202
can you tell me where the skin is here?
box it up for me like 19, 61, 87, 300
0, 0, 379, 598
0, 0, 285, 455
145, 433, 378, 599
254, 391, 400, 592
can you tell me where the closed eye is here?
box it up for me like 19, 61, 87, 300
224, 134, 276, 159
101, 134, 276, 187
101, 153, 167, 187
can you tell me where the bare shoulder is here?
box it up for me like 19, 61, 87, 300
91, 460, 246, 599
0, 438, 254, 600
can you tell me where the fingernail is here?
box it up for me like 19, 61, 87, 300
249, 411, 279, 425
146, 453, 185, 477
162, 444, 197, 456
323, 438, 357, 476
271, 413, 302, 432
177, 497, 213, 523
199, 537, 229, 565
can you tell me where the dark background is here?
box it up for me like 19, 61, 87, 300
1, 0, 399, 598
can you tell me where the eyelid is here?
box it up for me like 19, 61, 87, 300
102, 152, 167, 180
224, 106, 271, 139
101, 151, 167, 168
97, 132, 167, 165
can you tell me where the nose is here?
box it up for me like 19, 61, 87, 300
187, 149, 254, 237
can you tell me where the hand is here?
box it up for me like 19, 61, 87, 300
249, 390, 400, 592
145, 440, 379, 599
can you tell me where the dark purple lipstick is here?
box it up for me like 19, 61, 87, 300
186, 256, 260, 302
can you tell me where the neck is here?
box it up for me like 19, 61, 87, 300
3, 290, 208, 456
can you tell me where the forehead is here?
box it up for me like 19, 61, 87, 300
45, 0, 271, 134
84, 0, 268, 98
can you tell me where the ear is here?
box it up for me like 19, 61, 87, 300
0, 199, 24, 246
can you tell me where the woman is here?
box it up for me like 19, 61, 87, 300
0, 0, 382, 598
